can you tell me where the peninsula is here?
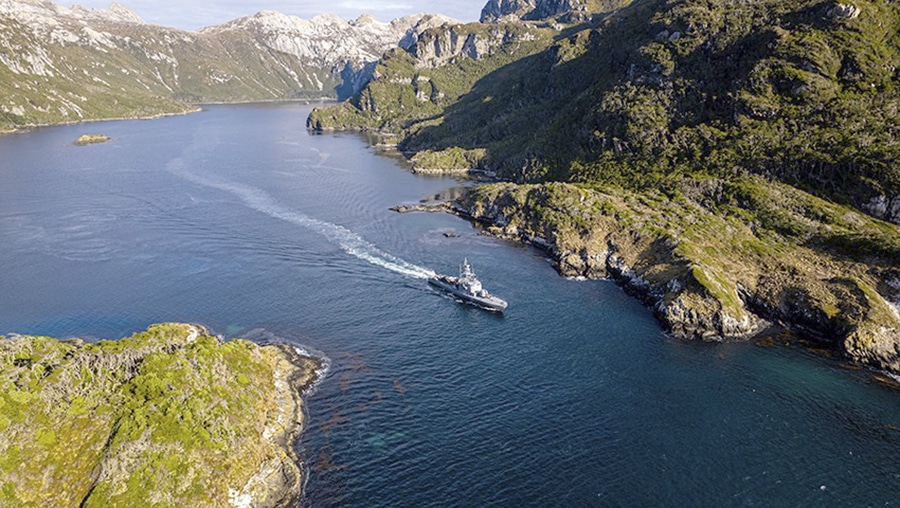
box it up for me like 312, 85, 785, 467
0, 323, 322, 507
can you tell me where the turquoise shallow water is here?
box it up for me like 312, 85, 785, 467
1, 103, 899, 507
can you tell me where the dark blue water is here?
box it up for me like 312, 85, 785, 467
2, 103, 899, 507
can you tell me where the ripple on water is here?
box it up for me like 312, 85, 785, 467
4, 104, 900, 508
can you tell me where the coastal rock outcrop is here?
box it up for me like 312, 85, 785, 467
73, 134, 110, 145
0, 323, 322, 507
438, 181, 900, 374
827, 3, 861, 19
862, 194, 900, 226
453, 183, 761, 341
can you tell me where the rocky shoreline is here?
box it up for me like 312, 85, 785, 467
0, 323, 322, 507
0, 106, 202, 135
395, 182, 900, 376
228, 342, 322, 508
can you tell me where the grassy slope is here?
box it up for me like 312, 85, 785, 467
0, 323, 319, 506
311, 0, 900, 369
409, 0, 900, 204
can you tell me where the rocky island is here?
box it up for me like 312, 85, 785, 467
0, 323, 322, 507
74, 134, 110, 145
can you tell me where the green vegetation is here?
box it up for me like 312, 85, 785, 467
410, 147, 488, 172
74, 134, 110, 145
307, 22, 556, 134
0, 323, 319, 507
0, 15, 350, 131
311, 0, 900, 370
315, 0, 900, 214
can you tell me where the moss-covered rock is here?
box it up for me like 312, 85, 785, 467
0, 323, 321, 507
74, 134, 110, 145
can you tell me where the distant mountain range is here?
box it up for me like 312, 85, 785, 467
0, 0, 456, 129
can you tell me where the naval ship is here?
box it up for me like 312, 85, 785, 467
428, 259, 508, 312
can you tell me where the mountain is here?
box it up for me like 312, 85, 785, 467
199, 11, 456, 99
309, 0, 900, 374
306, 20, 559, 135
480, 0, 632, 23
0, 0, 456, 130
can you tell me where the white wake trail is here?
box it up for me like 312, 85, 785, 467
167, 158, 435, 279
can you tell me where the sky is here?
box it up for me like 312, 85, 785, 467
68, 0, 485, 30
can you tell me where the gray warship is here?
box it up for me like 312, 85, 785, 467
428, 258, 508, 312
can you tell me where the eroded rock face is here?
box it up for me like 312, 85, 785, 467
827, 3, 861, 20
862, 194, 900, 225
411, 25, 531, 68
845, 325, 900, 373
529, 0, 580, 20
480, 0, 626, 23
656, 294, 760, 341
480, 0, 537, 23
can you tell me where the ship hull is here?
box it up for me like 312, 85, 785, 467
428, 276, 508, 312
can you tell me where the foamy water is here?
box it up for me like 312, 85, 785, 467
167, 157, 435, 280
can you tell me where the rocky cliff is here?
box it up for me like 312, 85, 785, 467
480, 0, 632, 23
306, 21, 555, 133
0, 323, 323, 507
0, 0, 456, 130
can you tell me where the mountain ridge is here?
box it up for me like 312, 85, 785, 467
0, 0, 458, 130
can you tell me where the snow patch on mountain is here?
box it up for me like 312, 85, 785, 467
202, 10, 459, 68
